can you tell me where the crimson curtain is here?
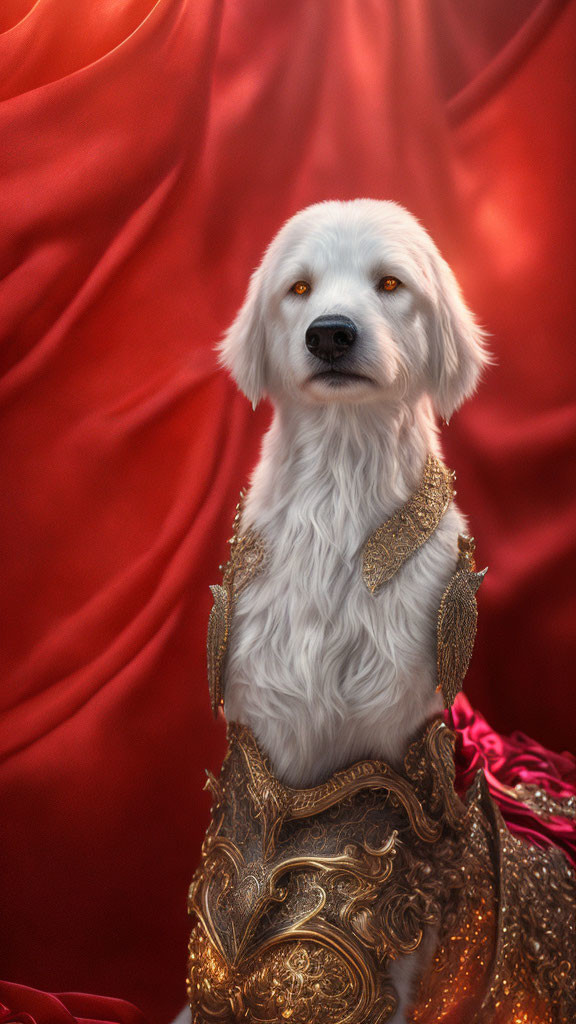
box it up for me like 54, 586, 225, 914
1, 1, 574, 1020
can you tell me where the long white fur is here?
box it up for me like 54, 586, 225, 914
218, 199, 488, 1021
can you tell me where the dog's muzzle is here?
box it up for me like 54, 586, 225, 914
305, 315, 357, 362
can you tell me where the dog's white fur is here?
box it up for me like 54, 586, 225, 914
220, 200, 487, 782
218, 199, 488, 1021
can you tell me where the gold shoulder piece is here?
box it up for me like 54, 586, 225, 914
436, 535, 487, 709
207, 584, 231, 718
362, 454, 455, 594
404, 719, 466, 829
206, 493, 267, 717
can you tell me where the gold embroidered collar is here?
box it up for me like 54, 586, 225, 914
207, 453, 485, 715
361, 453, 455, 592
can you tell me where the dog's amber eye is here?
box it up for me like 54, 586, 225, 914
378, 276, 401, 292
290, 281, 311, 296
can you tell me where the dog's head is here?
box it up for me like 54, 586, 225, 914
220, 200, 489, 420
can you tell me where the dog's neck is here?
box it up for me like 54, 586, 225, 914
245, 396, 439, 542
229, 393, 451, 785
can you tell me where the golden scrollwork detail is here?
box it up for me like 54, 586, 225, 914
206, 493, 267, 716
502, 781, 576, 821
234, 722, 442, 844
404, 719, 466, 829
436, 534, 487, 708
188, 720, 576, 1024
188, 929, 397, 1024
361, 454, 455, 594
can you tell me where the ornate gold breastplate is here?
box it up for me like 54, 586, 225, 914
193, 455, 576, 1021
188, 720, 576, 1023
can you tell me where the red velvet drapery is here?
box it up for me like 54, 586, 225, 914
1, 1, 574, 1020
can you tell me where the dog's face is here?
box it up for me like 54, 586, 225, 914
220, 200, 488, 419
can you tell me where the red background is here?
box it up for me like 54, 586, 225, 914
1, 1, 574, 1020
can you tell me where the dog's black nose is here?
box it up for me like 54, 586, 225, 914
305, 316, 357, 362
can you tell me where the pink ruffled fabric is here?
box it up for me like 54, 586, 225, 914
449, 694, 576, 868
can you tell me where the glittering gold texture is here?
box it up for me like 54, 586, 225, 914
200, 465, 573, 1021
188, 722, 576, 1023
437, 534, 487, 708
503, 782, 576, 822
413, 772, 576, 1023
361, 454, 455, 594
206, 493, 267, 716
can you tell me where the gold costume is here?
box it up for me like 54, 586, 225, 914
190, 456, 576, 1022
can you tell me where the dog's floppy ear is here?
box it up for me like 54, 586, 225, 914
425, 249, 490, 421
218, 264, 267, 408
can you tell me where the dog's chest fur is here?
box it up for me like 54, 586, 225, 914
224, 402, 462, 787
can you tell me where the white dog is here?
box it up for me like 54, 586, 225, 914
215, 199, 488, 1021
220, 199, 487, 781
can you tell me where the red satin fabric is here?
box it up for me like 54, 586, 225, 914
0, 982, 149, 1024
451, 694, 576, 868
1, 1, 575, 1020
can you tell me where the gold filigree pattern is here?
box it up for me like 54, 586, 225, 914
361, 454, 455, 594
206, 494, 267, 716
414, 772, 576, 1022
502, 781, 576, 821
404, 718, 466, 829
436, 534, 487, 708
187, 721, 576, 1023
234, 721, 443, 845
206, 584, 230, 720
188, 931, 397, 1024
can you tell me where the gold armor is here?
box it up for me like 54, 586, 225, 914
188, 720, 576, 1022
192, 456, 576, 1021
